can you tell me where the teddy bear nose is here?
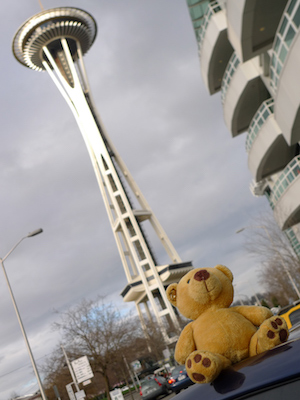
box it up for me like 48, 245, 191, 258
194, 270, 210, 281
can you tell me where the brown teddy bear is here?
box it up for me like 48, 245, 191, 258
166, 265, 289, 384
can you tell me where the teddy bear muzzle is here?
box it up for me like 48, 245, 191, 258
189, 269, 223, 303
194, 270, 210, 281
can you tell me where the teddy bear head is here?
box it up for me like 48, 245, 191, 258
166, 265, 234, 320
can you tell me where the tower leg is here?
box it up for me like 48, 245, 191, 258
136, 303, 152, 353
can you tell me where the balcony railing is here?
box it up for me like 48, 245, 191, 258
285, 227, 300, 258
270, 0, 300, 92
197, 1, 223, 54
245, 98, 274, 153
186, 0, 210, 35
221, 52, 240, 104
267, 155, 300, 209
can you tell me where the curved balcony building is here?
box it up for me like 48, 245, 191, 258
186, 0, 210, 35
227, 0, 288, 62
186, 0, 300, 244
198, 1, 233, 94
221, 53, 270, 137
246, 98, 297, 181
271, 0, 300, 145
267, 156, 300, 230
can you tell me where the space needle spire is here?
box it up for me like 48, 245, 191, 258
13, 7, 193, 343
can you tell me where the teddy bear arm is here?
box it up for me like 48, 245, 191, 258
175, 322, 196, 365
232, 305, 273, 326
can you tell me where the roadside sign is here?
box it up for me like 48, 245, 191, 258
66, 383, 76, 400
110, 389, 124, 400
131, 360, 142, 372
75, 390, 86, 400
71, 356, 94, 383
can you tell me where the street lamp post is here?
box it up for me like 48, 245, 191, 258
0, 229, 47, 400
236, 225, 300, 300
61, 345, 80, 392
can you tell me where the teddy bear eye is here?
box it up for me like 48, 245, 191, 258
187, 279, 190, 284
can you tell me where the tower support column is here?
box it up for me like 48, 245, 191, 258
12, 7, 194, 345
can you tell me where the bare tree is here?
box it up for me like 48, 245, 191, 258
242, 212, 300, 306
43, 297, 180, 400
49, 297, 138, 400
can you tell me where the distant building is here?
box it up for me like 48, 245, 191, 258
186, 0, 300, 257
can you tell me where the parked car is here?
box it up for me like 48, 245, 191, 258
154, 365, 171, 379
167, 365, 194, 394
139, 375, 170, 400
173, 327, 300, 400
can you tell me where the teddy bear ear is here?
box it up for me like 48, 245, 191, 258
215, 265, 233, 282
166, 283, 178, 307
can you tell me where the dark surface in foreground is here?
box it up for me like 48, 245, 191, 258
125, 326, 300, 400
124, 390, 176, 400
174, 326, 300, 400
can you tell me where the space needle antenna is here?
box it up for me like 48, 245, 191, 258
12, 7, 193, 344
38, 0, 44, 11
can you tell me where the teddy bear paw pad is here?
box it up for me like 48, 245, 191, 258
185, 351, 219, 384
257, 316, 289, 353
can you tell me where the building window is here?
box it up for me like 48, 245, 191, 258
267, 155, 300, 209
197, 1, 223, 55
270, 0, 300, 92
221, 52, 240, 104
246, 98, 274, 153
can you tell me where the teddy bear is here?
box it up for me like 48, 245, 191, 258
166, 265, 289, 384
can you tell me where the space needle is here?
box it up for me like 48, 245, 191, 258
13, 7, 193, 343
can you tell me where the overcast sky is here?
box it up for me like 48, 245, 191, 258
0, 1, 270, 398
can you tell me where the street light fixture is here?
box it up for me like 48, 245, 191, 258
236, 225, 300, 300
0, 229, 47, 400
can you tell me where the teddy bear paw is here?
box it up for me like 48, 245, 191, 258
256, 316, 289, 354
185, 351, 221, 384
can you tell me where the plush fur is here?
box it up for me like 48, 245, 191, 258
166, 265, 289, 384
